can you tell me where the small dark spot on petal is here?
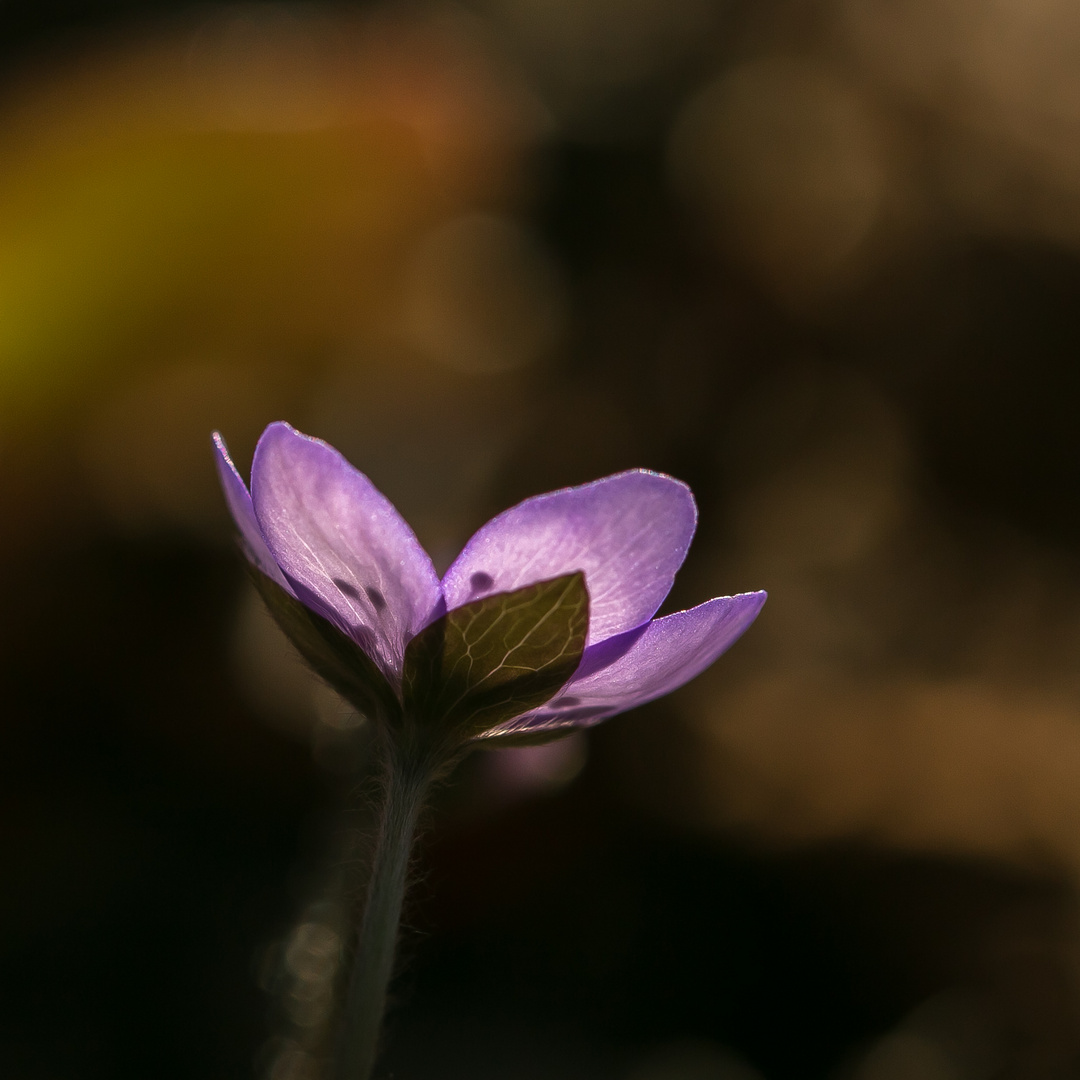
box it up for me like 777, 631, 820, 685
470, 571, 495, 593
550, 696, 581, 709
333, 577, 362, 600
365, 586, 387, 612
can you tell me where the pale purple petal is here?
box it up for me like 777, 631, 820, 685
443, 470, 698, 646
213, 432, 294, 594
250, 422, 442, 679
485, 591, 766, 736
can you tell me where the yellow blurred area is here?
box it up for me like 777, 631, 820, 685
0, 4, 561, 543
0, 6, 544, 449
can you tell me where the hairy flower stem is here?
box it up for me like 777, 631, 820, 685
334, 741, 436, 1080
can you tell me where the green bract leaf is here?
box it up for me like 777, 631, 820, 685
250, 570, 401, 725
402, 572, 589, 741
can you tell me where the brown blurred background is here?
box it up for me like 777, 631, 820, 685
6, 1, 1080, 1077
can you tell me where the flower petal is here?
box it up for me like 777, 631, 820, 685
250, 422, 442, 679
485, 590, 766, 736
442, 470, 698, 646
212, 432, 293, 593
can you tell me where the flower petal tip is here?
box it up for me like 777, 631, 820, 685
249, 421, 442, 680
443, 466, 699, 645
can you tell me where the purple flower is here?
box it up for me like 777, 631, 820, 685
214, 421, 764, 744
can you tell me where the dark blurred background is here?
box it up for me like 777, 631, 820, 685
5, 1, 1080, 1078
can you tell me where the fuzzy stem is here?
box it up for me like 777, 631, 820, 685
334, 743, 435, 1080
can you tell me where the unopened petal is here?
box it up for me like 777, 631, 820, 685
212, 432, 293, 593
487, 590, 766, 736
443, 470, 697, 646
250, 422, 442, 679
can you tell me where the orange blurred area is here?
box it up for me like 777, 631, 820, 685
0, 3, 551, 543
7, 2, 1080, 1079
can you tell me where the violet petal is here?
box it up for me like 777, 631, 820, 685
212, 432, 294, 594
486, 590, 766, 736
442, 470, 697, 646
250, 422, 442, 678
